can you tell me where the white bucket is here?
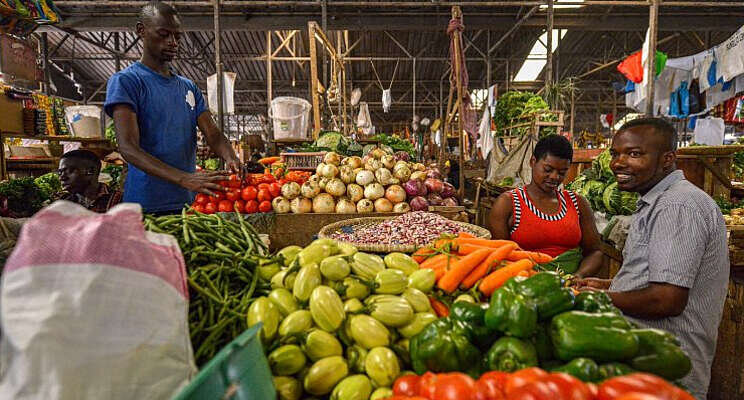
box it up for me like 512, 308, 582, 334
269, 97, 311, 140
65, 105, 102, 138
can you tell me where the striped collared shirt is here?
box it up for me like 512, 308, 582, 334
609, 170, 729, 399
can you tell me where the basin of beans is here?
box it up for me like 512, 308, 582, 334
329, 211, 477, 247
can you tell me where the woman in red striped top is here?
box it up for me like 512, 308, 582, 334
487, 135, 604, 277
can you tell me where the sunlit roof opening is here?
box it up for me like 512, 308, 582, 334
513, 29, 568, 82
540, 0, 585, 9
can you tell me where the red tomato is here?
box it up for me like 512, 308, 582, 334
233, 199, 245, 214
195, 194, 209, 205
258, 200, 272, 213
257, 189, 272, 203
258, 183, 271, 192
244, 200, 259, 214
218, 200, 234, 213
228, 174, 242, 188
475, 371, 508, 400
418, 372, 439, 399
433, 373, 476, 400
263, 173, 276, 183
394, 375, 421, 397
597, 374, 693, 400
204, 202, 217, 214
241, 186, 258, 201
614, 394, 663, 400
210, 191, 226, 202
269, 182, 282, 198
225, 189, 240, 202
192, 204, 205, 214
504, 368, 549, 396
218, 180, 230, 189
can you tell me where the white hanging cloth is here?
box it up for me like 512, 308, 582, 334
693, 117, 725, 146
370, 59, 399, 113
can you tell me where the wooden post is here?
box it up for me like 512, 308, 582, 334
309, 22, 322, 139
612, 90, 617, 135
214, 0, 224, 134
505, 59, 510, 92
452, 6, 466, 199
570, 88, 575, 140
545, 0, 554, 90
413, 57, 417, 124
645, 0, 659, 116
266, 31, 275, 150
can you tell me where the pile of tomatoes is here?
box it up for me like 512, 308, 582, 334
388, 368, 693, 400
190, 170, 311, 215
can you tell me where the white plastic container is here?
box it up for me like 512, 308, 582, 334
269, 97, 311, 140
65, 105, 102, 138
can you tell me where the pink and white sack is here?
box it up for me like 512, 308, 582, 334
0, 201, 196, 400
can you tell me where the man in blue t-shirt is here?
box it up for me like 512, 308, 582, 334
104, 1, 240, 214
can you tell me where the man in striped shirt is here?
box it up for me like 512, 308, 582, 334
577, 118, 729, 399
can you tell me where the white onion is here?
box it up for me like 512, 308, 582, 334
336, 197, 357, 214
357, 198, 374, 213
393, 165, 411, 182
309, 174, 321, 185
323, 152, 341, 166
390, 178, 401, 185
291, 197, 312, 214
301, 181, 321, 199
281, 182, 301, 200
326, 178, 347, 197
413, 163, 426, 172
312, 193, 336, 213
272, 197, 291, 213
347, 184, 364, 203
393, 202, 411, 213
347, 156, 363, 169
319, 177, 331, 191
316, 163, 326, 175
381, 154, 395, 169
393, 161, 409, 172
375, 168, 393, 186
370, 148, 386, 160
374, 198, 393, 212
365, 158, 383, 172
356, 170, 375, 186
364, 183, 385, 200
410, 171, 427, 181
320, 163, 339, 179
385, 185, 407, 204
339, 165, 357, 184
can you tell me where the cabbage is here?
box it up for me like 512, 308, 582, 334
618, 191, 639, 215
592, 150, 615, 181
315, 131, 349, 153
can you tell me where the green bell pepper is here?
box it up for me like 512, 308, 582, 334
551, 311, 639, 362
598, 362, 635, 380
484, 279, 538, 338
531, 323, 554, 362
409, 317, 482, 377
573, 291, 619, 314
512, 272, 576, 320
486, 337, 538, 372
450, 301, 497, 349
629, 328, 692, 381
549, 358, 600, 382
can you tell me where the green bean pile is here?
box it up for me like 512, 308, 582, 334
144, 210, 274, 365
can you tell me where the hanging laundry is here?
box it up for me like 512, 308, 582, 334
478, 107, 494, 159
625, 80, 636, 93
689, 79, 703, 115
723, 96, 744, 123
693, 52, 715, 91
669, 81, 690, 118
693, 117, 725, 146
688, 116, 698, 131
715, 25, 744, 82
617, 50, 668, 83
707, 81, 736, 109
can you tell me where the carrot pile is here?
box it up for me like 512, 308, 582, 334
414, 233, 554, 296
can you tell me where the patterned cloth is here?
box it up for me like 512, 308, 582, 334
57, 183, 123, 213
610, 170, 729, 400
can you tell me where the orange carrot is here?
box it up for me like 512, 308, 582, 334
420, 253, 448, 269
460, 243, 518, 289
506, 250, 554, 264
517, 270, 530, 277
430, 297, 450, 317
437, 248, 493, 293
457, 232, 476, 239
479, 259, 535, 296
456, 243, 492, 256
528, 269, 539, 277
432, 265, 447, 280
413, 247, 436, 263
433, 238, 455, 249
454, 238, 518, 249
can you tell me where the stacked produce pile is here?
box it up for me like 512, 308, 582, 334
568, 150, 639, 218
329, 212, 472, 247
491, 91, 557, 137
251, 238, 440, 400
270, 149, 457, 214
144, 211, 274, 366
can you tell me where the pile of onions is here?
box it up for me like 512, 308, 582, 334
409, 196, 429, 211
424, 178, 444, 194
385, 185, 406, 203
312, 193, 335, 213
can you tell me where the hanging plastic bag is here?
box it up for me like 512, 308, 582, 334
207, 72, 237, 115
357, 101, 371, 128
382, 89, 392, 113
0, 201, 195, 400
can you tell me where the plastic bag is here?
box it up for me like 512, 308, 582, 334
382, 89, 392, 113
486, 134, 537, 186
207, 72, 236, 115
0, 201, 195, 400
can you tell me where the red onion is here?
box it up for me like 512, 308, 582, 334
409, 196, 429, 211
425, 178, 444, 194
427, 193, 443, 206
440, 182, 456, 198
442, 197, 459, 207
426, 169, 443, 180
404, 179, 425, 197
394, 151, 410, 162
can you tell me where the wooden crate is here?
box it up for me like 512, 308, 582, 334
676, 145, 744, 200
279, 151, 326, 171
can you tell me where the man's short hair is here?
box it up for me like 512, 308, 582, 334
533, 134, 573, 161
61, 150, 101, 172
139, 1, 178, 25
618, 117, 678, 152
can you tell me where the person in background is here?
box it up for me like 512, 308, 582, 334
104, 1, 240, 215
488, 135, 604, 277
576, 118, 729, 399
56, 150, 122, 213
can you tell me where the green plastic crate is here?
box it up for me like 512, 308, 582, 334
173, 323, 276, 400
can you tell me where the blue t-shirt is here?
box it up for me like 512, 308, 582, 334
104, 62, 206, 212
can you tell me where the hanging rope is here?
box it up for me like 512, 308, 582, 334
369, 59, 401, 90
